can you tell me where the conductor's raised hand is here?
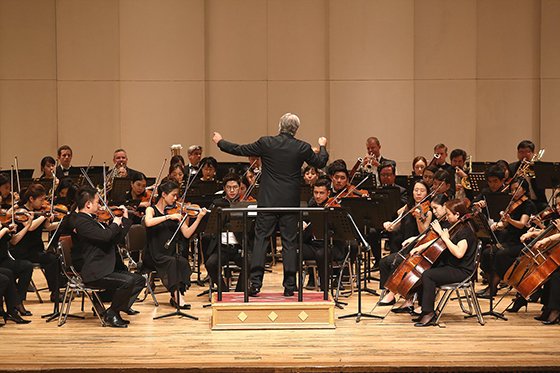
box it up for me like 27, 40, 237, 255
318, 137, 327, 147
212, 132, 223, 144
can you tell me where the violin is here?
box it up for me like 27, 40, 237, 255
413, 201, 431, 223
164, 203, 208, 217
500, 195, 528, 223
0, 210, 30, 224
528, 206, 558, 228
140, 189, 153, 204
325, 185, 368, 207
96, 206, 124, 223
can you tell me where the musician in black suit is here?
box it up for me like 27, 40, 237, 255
70, 186, 144, 328
212, 113, 329, 296
55, 145, 74, 180
508, 140, 547, 210
362, 137, 396, 186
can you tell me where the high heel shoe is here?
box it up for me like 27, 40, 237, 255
506, 296, 527, 313
542, 310, 560, 325
414, 312, 435, 327
534, 309, 551, 321
4, 312, 32, 324
378, 298, 396, 306
15, 304, 32, 317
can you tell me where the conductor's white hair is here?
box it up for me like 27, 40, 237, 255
278, 113, 300, 136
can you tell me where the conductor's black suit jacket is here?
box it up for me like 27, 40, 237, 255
218, 133, 329, 207
70, 212, 132, 283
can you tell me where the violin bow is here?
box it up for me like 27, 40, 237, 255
80, 168, 115, 220
150, 158, 168, 205
14, 156, 21, 194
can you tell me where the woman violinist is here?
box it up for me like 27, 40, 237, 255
10, 184, 61, 303
412, 156, 428, 178
378, 181, 436, 308
123, 172, 150, 224
0, 210, 35, 318
143, 180, 207, 309
479, 178, 536, 298
409, 199, 478, 326
198, 157, 218, 182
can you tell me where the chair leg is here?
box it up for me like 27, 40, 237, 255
30, 278, 43, 304
434, 289, 453, 324
88, 291, 107, 327
145, 273, 159, 306
468, 284, 485, 326
58, 284, 71, 327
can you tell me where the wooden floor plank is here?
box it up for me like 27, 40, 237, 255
1, 265, 559, 372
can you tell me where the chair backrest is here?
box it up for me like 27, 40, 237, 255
57, 235, 74, 277
461, 240, 483, 285
126, 224, 147, 253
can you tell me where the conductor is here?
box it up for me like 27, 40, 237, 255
212, 113, 328, 296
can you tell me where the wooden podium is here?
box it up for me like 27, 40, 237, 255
211, 292, 335, 330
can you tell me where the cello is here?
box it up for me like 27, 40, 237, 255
385, 214, 473, 299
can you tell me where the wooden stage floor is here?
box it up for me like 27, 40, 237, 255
1, 265, 559, 373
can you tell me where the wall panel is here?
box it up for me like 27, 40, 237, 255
329, 0, 414, 80
57, 81, 121, 165
414, 80, 476, 162
119, 0, 205, 81
120, 81, 205, 176
0, 81, 58, 173
0, 0, 56, 80
56, 0, 120, 81
414, 0, 476, 79
329, 81, 414, 171
476, 80, 540, 162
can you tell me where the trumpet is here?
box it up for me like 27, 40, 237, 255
361, 154, 379, 174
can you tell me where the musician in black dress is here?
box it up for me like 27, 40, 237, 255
71, 186, 144, 328
10, 184, 61, 303
378, 181, 435, 307
410, 199, 478, 326
123, 172, 150, 225
0, 215, 34, 316
480, 178, 536, 297
213, 113, 328, 296
0, 223, 32, 323
144, 180, 207, 309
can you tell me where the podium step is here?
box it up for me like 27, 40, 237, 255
211, 292, 335, 330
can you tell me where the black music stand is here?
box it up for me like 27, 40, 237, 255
154, 213, 198, 321
335, 210, 383, 322
108, 178, 131, 205
484, 193, 511, 222
471, 161, 496, 173
467, 172, 488, 195
533, 162, 560, 190
340, 198, 384, 297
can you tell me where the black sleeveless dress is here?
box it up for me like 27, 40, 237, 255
144, 207, 191, 293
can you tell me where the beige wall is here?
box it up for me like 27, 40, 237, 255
0, 0, 558, 177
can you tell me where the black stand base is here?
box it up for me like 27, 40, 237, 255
42, 311, 84, 323
154, 309, 198, 320
339, 311, 383, 323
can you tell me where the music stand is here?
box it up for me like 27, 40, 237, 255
533, 162, 560, 190
108, 178, 131, 205
340, 198, 383, 296
467, 172, 488, 195
471, 161, 496, 173
337, 210, 383, 322
216, 161, 250, 180
484, 193, 511, 223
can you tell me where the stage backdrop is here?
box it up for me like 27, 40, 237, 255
1, 0, 559, 177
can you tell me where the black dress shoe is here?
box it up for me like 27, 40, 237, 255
542, 310, 560, 325
391, 306, 414, 314
414, 312, 435, 327
116, 313, 130, 325
123, 307, 140, 315
170, 298, 191, 310
4, 312, 32, 324
103, 310, 128, 328
248, 285, 260, 297
283, 288, 295, 297
378, 299, 396, 306
15, 304, 32, 317
534, 309, 551, 321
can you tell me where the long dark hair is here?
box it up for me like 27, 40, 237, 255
156, 180, 179, 202
407, 180, 431, 209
